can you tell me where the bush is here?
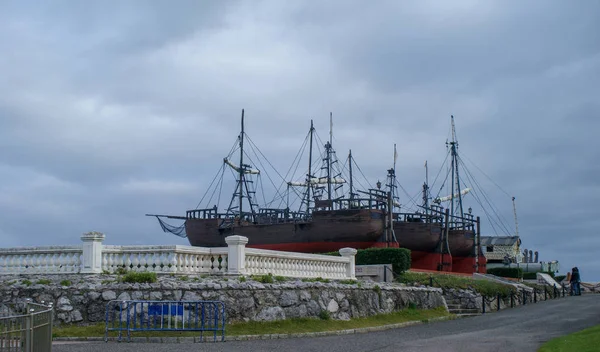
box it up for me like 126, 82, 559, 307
122, 272, 157, 284
486, 267, 523, 278
251, 274, 274, 284
36, 279, 52, 285
356, 248, 411, 274
60, 280, 72, 287
555, 275, 566, 282
324, 248, 411, 274
318, 310, 330, 320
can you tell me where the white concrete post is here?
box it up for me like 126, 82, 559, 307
81, 231, 105, 274
225, 235, 249, 275
339, 247, 358, 279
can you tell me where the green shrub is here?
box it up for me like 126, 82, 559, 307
522, 272, 537, 280
274, 276, 286, 282
373, 284, 381, 294
318, 310, 330, 320
122, 272, 157, 284
555, 275, 566, 282
239, 276, 247, 282
408, 302, 417, 310
178, 276, 189, 281
324, 248, 411, 274
301, 277, 330, 283
251, 274, 274, 284
22, 280, 32, 286
339, 279, 358, 285
60, 280, 72, 287
486, 267, 523, 279
114, 267, 128, 275
36, 279, 52, 285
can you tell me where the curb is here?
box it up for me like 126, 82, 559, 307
53, 316, 455, 344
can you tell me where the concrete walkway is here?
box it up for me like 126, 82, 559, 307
54, 294, 600, 352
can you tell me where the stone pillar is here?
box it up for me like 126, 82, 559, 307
339, 247, 358, 279
225, 235, 249, 275
81, 231, 105, 274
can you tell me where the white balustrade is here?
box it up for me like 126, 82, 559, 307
0, 246, 83, 274
244, 248, 352, 279
0, 234, 356, 279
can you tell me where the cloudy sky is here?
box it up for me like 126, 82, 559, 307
1, 1, 598, 280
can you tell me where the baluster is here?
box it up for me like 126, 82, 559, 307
170, 252, 178, 273
131, 253, 140, 272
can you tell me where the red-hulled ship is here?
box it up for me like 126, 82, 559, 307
149, 110, 390, 252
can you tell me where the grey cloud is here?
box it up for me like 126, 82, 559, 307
0, 0, 598, 280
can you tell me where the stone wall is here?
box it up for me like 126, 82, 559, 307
442, 286, 564, 313
0, 274, 445, 325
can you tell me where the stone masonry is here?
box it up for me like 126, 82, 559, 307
0, 274, 446, 325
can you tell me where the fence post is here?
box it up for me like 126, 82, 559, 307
81, 231, 106, 274
225, 235, 249, 275
482, 297, 486, 314
511, 293, 514, 308
497, 294, 500, 311
339, 248, 358, 279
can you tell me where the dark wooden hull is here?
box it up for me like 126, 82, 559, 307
448, 229, 475, 257
185, 209, 385, 253
393, 221, 443, 253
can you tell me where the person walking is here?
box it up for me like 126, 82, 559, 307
570, 267, 581, 296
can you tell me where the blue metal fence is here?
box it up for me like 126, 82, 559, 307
104, 300, 226, 342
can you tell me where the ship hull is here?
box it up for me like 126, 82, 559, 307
185, 209, 385, 253
392, 221, 446, 271
448, 229, 486, 273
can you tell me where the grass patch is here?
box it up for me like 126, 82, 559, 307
250, 274, 274, 284
22, 280, 32, 286
398, 272, 517, 298
36, 279, 52, 285
60, 280, 72, 287
538, 325, 600, 352
338, 279, 358, 285
53, 307, 449, 338
301, 277, 330, 283
121, 272, 157, 284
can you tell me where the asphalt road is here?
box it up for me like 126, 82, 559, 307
54, 294, 600, 352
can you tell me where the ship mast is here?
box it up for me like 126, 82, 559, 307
447, 115, 465, 224
326, 112, 333, 208
423, 160, 429, 210
512, 196, 519, 237
306, 120, 314, 216
348, 149, 354, 202
238, 109, 245, 219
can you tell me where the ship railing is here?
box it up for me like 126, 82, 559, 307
393, 212, 444, 223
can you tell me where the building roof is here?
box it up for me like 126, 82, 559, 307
480, 236, 521, 246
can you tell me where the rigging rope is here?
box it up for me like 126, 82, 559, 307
154, 216, 187, 238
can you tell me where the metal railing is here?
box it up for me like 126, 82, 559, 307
0, 300, 54, 352
105, 300, 226, 342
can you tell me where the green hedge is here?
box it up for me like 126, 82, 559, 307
486, 267, 523, 278
522, 272, 537, 280
325, 248, 411, 274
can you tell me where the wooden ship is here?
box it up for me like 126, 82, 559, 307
148, 110, 391, 253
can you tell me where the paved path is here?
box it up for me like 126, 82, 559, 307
54, 294, 600, 352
